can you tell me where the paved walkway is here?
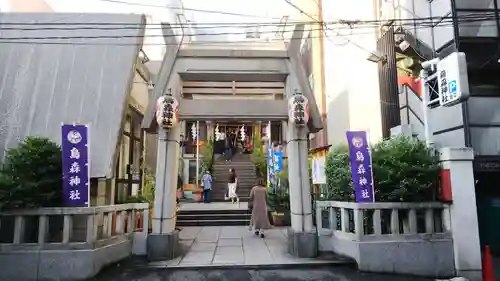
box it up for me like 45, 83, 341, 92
149, 226, 349, 268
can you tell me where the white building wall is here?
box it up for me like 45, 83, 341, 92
378, 0, 454, 51
323, 0, 383, 145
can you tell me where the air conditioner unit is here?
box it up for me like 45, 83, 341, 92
394, 33, 405, 43
399, 40, 410, 52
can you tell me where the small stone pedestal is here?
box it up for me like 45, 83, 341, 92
147, 230, 180, 261
287, 228, 318, 258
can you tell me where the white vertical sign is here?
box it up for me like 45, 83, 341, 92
437, 52, 470, 107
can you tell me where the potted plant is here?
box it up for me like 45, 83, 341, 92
251, 135, 267, 177
141, 169, 155, 232
272, 211, 285, 226
193, 189, 203, 202
177, 187, 184, 199
176, 173, 184, 199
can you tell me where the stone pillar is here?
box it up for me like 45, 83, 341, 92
287, 123, 303, 232
298, 126, 313, 232
148, 126, 181, 261
161, 124, 181, 233
286, 122, 318, 258
439, 147, 482, 281
152, 128, 168, 234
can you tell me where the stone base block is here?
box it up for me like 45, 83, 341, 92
147, 230, 180, 261
287, 228, 318, 258
456, 270, 482, 281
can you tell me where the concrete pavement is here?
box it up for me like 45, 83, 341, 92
148, 226, 350, 268
88, 225, 436, 281
89, 266, 435, 281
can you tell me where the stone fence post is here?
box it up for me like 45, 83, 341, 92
439, 147, 482, 281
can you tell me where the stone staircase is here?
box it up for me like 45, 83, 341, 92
176, 208, 251, 226
211, 153, 257, 202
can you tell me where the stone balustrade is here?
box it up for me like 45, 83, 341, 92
0, 203, 149, 281
315, 201, 455, 278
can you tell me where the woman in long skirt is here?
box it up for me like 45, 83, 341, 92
250, 178, 271, 238
226, 168, 239, 203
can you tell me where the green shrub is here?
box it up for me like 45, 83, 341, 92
141, 168, 155, 205
268, 161, 290, 211
202, 139, 214, 172
251, 135, 267, 177
0, 137, 63, 210
372, 137, 440, 202
324, 136, 440, 202
324, 145, 353, 201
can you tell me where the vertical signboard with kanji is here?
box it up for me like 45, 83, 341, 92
61, 124, 90, 207
267, 144, 274, 190
346, 131, 375, 203
437, 52, 469, 107
273, 151, 283, 173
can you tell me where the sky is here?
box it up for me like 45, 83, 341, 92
48, 0, 295, 23
45, 0, 298, 59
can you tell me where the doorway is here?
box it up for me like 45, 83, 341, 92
115, 107, 144, 203
214, 123, 254, 154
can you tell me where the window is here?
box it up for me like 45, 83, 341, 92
457, 11, 497, 37
115, 108, 144, 203
455, 0, 495, 9
184, 121, 208, 154
188, 160, 198, 184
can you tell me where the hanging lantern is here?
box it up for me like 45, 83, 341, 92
191, 123, 198, 140
155, 90, 178, 129
215, 124, 221, 141
288, 92, 309, 126
240, 125, 246, 141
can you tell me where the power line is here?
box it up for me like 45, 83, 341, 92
0, 12, 496, 27
0, 12, 495, 47
282, 0, 351, 46
0, 18, 491, 42
283, 0, 385, 54
0, 21, 495, 46
280, 0, 497, 57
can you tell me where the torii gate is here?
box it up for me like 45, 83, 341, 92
141, 24, 323, 261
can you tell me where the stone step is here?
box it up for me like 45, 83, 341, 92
211, 190, 253, 194
212, 170, 254, 173
211, 186, 253, 190
212, 177, 256, 181
178, 213, 250, 221
212, 178, 256, 182
213, 162, 253, 165
212, 177, 257, 182
178, 209, 249, 215
176, 208, 251, 227
176, 219, 249, 227
212, 169, 256, 174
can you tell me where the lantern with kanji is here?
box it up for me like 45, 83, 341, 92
288, 92, 309, 126
155, 91, 179, 129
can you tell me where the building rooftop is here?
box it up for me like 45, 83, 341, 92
0, 12, 146, 178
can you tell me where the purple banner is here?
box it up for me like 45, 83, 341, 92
61, 124, 90, 207
346, 131, 375, 203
